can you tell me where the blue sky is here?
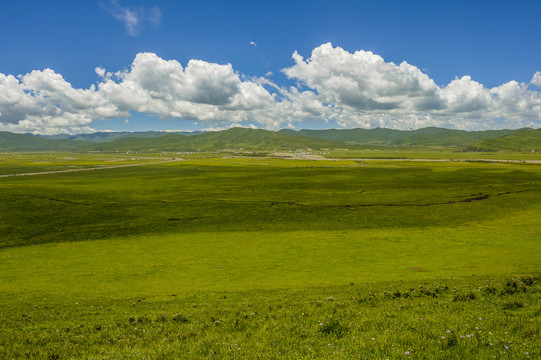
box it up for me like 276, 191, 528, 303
1, 0, 540, 134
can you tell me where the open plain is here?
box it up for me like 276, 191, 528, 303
0, 151, 540, 359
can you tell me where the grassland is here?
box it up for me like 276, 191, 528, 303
468, 128, 541, 152
0, 151, 540, 358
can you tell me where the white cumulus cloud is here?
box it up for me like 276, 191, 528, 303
1, 44, 540, 134
96, 53, 278, 126
283, 43, 444, 112
283, 43, 541, 130
0, 71, 119, 134
530, 72, 541, 87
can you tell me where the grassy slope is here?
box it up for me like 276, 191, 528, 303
0, 155, 540, 358
468, 128, 541, 151
391, 128, 517, 146
280, 127, 517, 147
1, 217, 540, 296
83, 127, 344, 152
279, 128, 408, 144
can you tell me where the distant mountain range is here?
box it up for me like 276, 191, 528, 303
80, 128, 343, 152
37, 131, 204, 143
0, 132, 87, 151
1, 127, 540, 152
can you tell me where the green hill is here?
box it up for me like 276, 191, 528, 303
279, 128, 407, 144
280, 127, 517, 147
84, 127, 345, 152
0, 132, 87, 151
390, 128, 516, 146
3, 126, 537, 153
466, 128, 541, 151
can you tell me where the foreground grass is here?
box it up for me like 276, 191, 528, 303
1, 276, 539, 359
0, 223, 539, 359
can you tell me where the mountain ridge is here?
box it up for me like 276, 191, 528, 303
1, 127, 539, 152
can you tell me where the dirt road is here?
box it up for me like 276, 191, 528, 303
0, 158, 183, 178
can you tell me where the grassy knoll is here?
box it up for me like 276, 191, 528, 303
468, 128, 541, 152
0, 154, 540, 358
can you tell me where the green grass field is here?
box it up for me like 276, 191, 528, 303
0, 152, 539, 358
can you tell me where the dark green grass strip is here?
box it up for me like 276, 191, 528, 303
0, 275, 539, 359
